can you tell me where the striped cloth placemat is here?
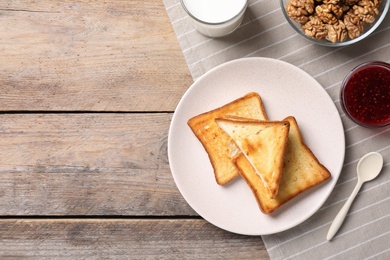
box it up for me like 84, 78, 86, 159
163, 0, 390, 259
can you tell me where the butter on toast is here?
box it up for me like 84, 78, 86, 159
187, 92, 268, 185
234, 116, 331, 214
216, 118, 290, 198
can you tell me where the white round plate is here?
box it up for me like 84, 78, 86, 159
168, 57, 345, 235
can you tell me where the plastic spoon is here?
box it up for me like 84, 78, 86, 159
326, 152, 384, 241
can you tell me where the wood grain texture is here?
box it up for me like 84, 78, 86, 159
0, 1, 270, 258
0, 219, 268, 259
0, 0, 192, 111
0, 113, 197, 216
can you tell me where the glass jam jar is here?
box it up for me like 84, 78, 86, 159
340, 61, 390, 128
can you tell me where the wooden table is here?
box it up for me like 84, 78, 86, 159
0, 1, 269, 258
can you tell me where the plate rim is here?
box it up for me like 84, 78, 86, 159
168, 57, 345, 235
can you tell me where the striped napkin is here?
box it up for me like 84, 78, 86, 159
163, 0, 390, 258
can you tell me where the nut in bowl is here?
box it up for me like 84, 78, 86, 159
280, 0, 390, 46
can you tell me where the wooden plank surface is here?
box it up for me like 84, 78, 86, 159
0, 0, 192, 111
0, 219, 268, 259
0, 113, 196, 216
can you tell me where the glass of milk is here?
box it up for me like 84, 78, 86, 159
180, 0, 248, 38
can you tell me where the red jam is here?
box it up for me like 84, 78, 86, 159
341, 61, 390, 127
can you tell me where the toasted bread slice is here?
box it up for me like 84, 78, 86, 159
187, 92, 268, 185
234, 116, 331, 214
216, 118, 290, 198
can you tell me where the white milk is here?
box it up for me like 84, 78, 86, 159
181, 0, 248, 37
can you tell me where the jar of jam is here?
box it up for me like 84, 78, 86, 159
340, 61, 390, 128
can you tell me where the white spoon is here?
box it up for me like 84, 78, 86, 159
326, 152, 384, 241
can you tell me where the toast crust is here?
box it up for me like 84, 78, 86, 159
187, 92, 268, 185
234, 116, 331, 214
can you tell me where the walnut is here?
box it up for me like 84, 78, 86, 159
342, 0, 360, 5
326, 20, 348, 42
302, 15, 328, 39
323, 0, 341, 4
373, 0, 382, 7
358, 0, 381, 11
334, 3, 350, 18
344, 10, 365, 38
316, 4, 339, 24
353, 0, 379, 23
286, 0, 315, 24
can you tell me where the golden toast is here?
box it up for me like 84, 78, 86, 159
187, 92, 268, 185
233, 116, 331, 214
216, 118, 290, 199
